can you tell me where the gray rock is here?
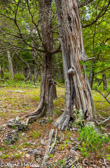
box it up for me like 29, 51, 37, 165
7, 119, 28, 131
70, 137, 74, 141
63, 155, 75, 168
2, 124, 7, 127
22, 148, 28, 151
4, 132, 19, 144
21, 132, 26, 136
25, 154, 30, 158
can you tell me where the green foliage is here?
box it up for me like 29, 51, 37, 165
0, 78, 40, 88
46, 158, 66, 168
60, 131, 72, 150
1, 154, 10, 159
78, 125, 110, 157
106, 154, 110, 161
59, 159, 66, 168
0, 147, 3, 151
48, 153, 53, 158
31, 130, 41, 138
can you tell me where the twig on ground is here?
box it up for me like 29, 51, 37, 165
41, 128, 57, 168
103, 158, 109, 168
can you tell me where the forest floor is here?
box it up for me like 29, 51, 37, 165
0, 82, 110, 168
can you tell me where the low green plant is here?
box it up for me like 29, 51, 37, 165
48, 153, 53, 158
78, 125, 110, 157
46, 158, 66, 168
31, 130, 41, 138
23, 142, 31, 147
0, 147, 3, 151
59, 159, 66, 168
73, 106, 84, 128
1, 154, 10, 159
60, 132, 71, 150
106, 154, 110, 161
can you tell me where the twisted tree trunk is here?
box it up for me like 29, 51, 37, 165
55, 0, 94, 130
25, 0, 56, 123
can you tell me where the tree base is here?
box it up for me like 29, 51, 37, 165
54, 113, 70, 130
25, 104, 45, 125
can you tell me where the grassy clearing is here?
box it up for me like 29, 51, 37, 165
93, 91, 110, 117
0, 83, 109, 122
0, 82, 110, 165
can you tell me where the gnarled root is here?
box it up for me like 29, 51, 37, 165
25, 102, 45, 125
54, 113, 70, 130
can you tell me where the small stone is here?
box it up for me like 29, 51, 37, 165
4, 132, 19, 144
61, 109, 64, 112
16, 116, 20, 121
2, 124, 7, 127
21, 132, 26, 136
0, 151, 3, 156
41, 139, 45, 145
25, 154, 30, 158
7, 119, 28, 131
22, 148, 28, 151
70, 137, 74, 141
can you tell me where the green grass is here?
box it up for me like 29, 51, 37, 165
31, 130, 41, 138
92, 90, 110, 117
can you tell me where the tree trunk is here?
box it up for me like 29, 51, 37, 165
102, 74, 107, 90
55, 0, 94, 130
7, 50, 14, 80
16, 53, 32, 81
0, 66, 4, 78
25, 0, 56, 123
32, 50, 38, 82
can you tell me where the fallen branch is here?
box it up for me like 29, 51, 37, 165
94, 117, 110, 126
41, 129, 57, 168
49, 129, 57, 154
103, 158, 109, 168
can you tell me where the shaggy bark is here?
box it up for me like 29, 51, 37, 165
55, 0, 94, 130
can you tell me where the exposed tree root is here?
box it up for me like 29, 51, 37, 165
54, 113, 70, 130
26, 107, 45, 125
24, 101, 45, 125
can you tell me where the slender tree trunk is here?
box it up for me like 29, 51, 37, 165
0, 66, 4, 78
25, 0, 56, 123
91, 69, 95, 89
55, 0, 94, 130
32, 50, 38, 82
16, 53, 32, 81
102, 74, 107, 90
7, 50, 14, 80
